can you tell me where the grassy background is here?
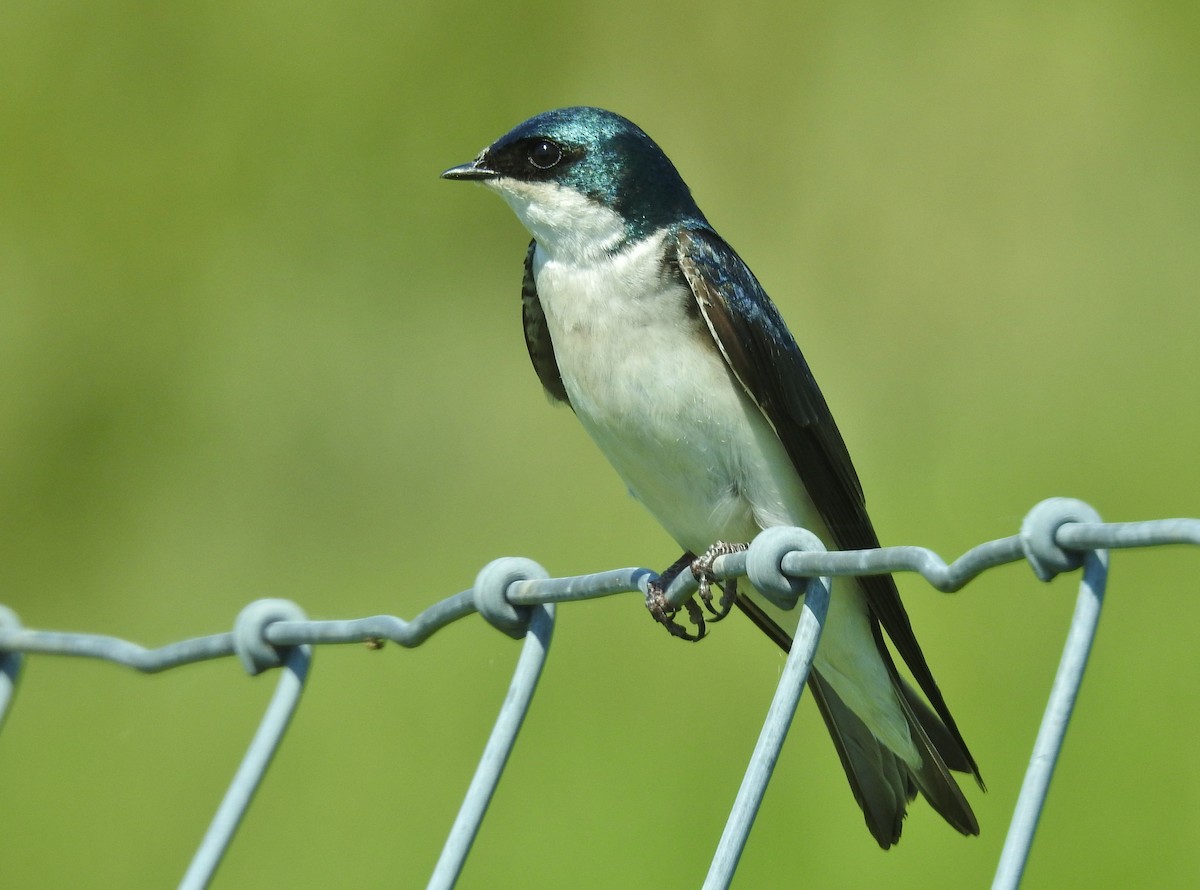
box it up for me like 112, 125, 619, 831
2, 2, 1198, 887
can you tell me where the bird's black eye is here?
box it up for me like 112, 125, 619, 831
528, 139, 563, 170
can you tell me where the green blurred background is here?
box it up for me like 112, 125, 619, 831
2, 2, 1197, 887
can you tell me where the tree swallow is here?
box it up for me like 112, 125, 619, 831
442, 107, 981, 847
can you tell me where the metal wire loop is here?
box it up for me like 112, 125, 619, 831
0, 604, 22, 735
473, 557, 549, 638
1020, 498, 1105, 582
232, 599, 309, 676
745, 526, 826, 610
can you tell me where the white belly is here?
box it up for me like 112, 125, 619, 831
533, 233, 816, 553
532, 235, 916, 763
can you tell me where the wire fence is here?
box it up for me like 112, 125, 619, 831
1, 497, 1197, 889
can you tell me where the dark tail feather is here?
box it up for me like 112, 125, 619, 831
809, 670, 913, 848
892, 675, 980, 836
869, 616, 984, 786
736, 595, 979, 847
898, 678, 985, 788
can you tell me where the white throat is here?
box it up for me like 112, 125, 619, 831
485, 177, 626, 262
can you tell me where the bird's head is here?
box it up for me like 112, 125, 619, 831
442, 106, 704, 258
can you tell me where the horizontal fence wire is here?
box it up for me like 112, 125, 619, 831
1, 498, 1198, 889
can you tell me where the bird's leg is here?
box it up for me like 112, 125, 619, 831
692, 541, 748, 621
645, 550, 708, 642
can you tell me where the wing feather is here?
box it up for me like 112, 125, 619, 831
673, 225, 979, 783
521, 240, 570, 406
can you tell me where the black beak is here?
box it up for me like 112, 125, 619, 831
441, 157, 499, 181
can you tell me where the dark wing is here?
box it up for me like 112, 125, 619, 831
521, 240, 571, 406
672, 225, 980, 783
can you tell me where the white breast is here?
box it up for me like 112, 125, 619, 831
530, 232, 917, 762
532, 232, 815, 554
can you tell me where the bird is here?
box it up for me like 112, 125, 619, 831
442, 106, 981, 847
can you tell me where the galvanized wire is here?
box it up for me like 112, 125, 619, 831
181, 609, 314, 890
0, 605, 21, 736
990, 548, 1108, 890
1, 498, 1197, 888
429, 600, 555, 890
703, 528, 832, 889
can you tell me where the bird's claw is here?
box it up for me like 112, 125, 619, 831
645, 550, 707, 641
643, 545, 746, 641
645, 582, 707, 641
692, 541, 747, 621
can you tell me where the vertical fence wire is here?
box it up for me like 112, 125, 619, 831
991, 548, 1109, 890
180, 642, 313, 890
703, 574, 830, 890
428, 602, 556, 890
0, 605, 21, 736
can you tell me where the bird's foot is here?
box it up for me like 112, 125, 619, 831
645, 551, 708, 642
692, 541, 748, 621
